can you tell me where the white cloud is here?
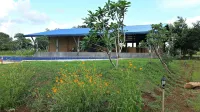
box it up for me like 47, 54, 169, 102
0, 0, 49, 36
167, 16, 200, 27
0, 0, 15, 18
159, 0, 200, 9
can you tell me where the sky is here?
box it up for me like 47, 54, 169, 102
1, 0, 200, 37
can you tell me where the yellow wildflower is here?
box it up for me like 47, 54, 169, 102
104, 82, 109, 86
56, 79, 58, 83
74, 79, 79, 83
60, 79, 64, 83
85, 74, 89, 78
82, 61, 85, 64
89, 77, 92, 83
99, 74, 102, 77
62, 74, 67, 78
140, 67, 142, 70
52, 87, 57, 93
129, 64, 132, 66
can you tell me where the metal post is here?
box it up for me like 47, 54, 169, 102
162, 89, 165, 112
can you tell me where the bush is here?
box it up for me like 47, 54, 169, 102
49, 62, 143, 112
0, 63, 34, 110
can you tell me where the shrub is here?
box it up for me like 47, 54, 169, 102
49, 62, 143, 112
0, 63, 34, 110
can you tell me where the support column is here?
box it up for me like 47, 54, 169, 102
125, 42, 127, 52
136, 42, 139, 53
56, 38, 59, 52
77, 37, 80, 56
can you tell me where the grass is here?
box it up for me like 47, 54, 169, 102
0, 59, 199, 111
0, 50, 35, 56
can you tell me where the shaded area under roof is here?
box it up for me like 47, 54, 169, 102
24, 24, 153, 37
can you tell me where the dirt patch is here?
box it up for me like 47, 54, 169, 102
165, 88, 195, 112
142, 92, 156, 111
142, 92, 156, 102
15, 106, 31, 112
154, 88, 162, 96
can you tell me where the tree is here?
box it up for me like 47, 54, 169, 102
35, 36, 49, 51
143, 23, 172, 74
168, 17, 189, 56
81, 0, 131, 67
14, 33, 33, 50
31, 29, 50, 52
169, 17, 200, 57
0, 32, 13, 50
72, 25, 87, 28
186, 21, 200, 57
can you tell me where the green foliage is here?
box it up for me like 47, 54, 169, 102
82, 0, 131, 67
169, 17, 200, 57
0, 63, 35, 110
146, 23, 169, 47
0, 32, 13, 50
14, 33, 33, 50
1, 59, 198, 111
35, 36, 49, 51
49, 62, 142, 111
0, 50, 35, 56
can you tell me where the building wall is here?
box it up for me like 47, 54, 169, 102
49, 37, 77, 52
34, 52, 154, 58
48, 36, 148, 53
49, 37, 56, 52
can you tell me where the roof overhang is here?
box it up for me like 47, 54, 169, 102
24, 24, 168, 37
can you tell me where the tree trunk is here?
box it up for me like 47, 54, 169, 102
31, 37, 37, 53
106, 51, 116, 67
153, 45, 172, 74
115, 38, 119, 68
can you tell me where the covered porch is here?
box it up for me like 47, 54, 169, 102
24, 24, 151, 54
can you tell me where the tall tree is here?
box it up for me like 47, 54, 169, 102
144, 23, 172, 74
14, 33, 33, 50
0, 32, 13, 50
168, 17, 189, 56
72, 25, 87, 28
81, 0, 131, 67
35, 36, 49, 51
186, 21, 200, 56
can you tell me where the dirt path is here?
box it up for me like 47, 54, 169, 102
143, 60, 200, 112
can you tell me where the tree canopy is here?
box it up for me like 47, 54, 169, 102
81, 0, 131, 67
0, 32, 13, 50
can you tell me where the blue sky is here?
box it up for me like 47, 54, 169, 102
1, 0, 200, 37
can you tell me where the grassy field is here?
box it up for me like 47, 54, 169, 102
0, 59, 199, 112
0, 50, 35, 56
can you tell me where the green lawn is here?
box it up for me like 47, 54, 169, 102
0, 50, 35, 56
0, 59, 199, 112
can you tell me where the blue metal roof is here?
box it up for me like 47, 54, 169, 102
24, 24, 153, 37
